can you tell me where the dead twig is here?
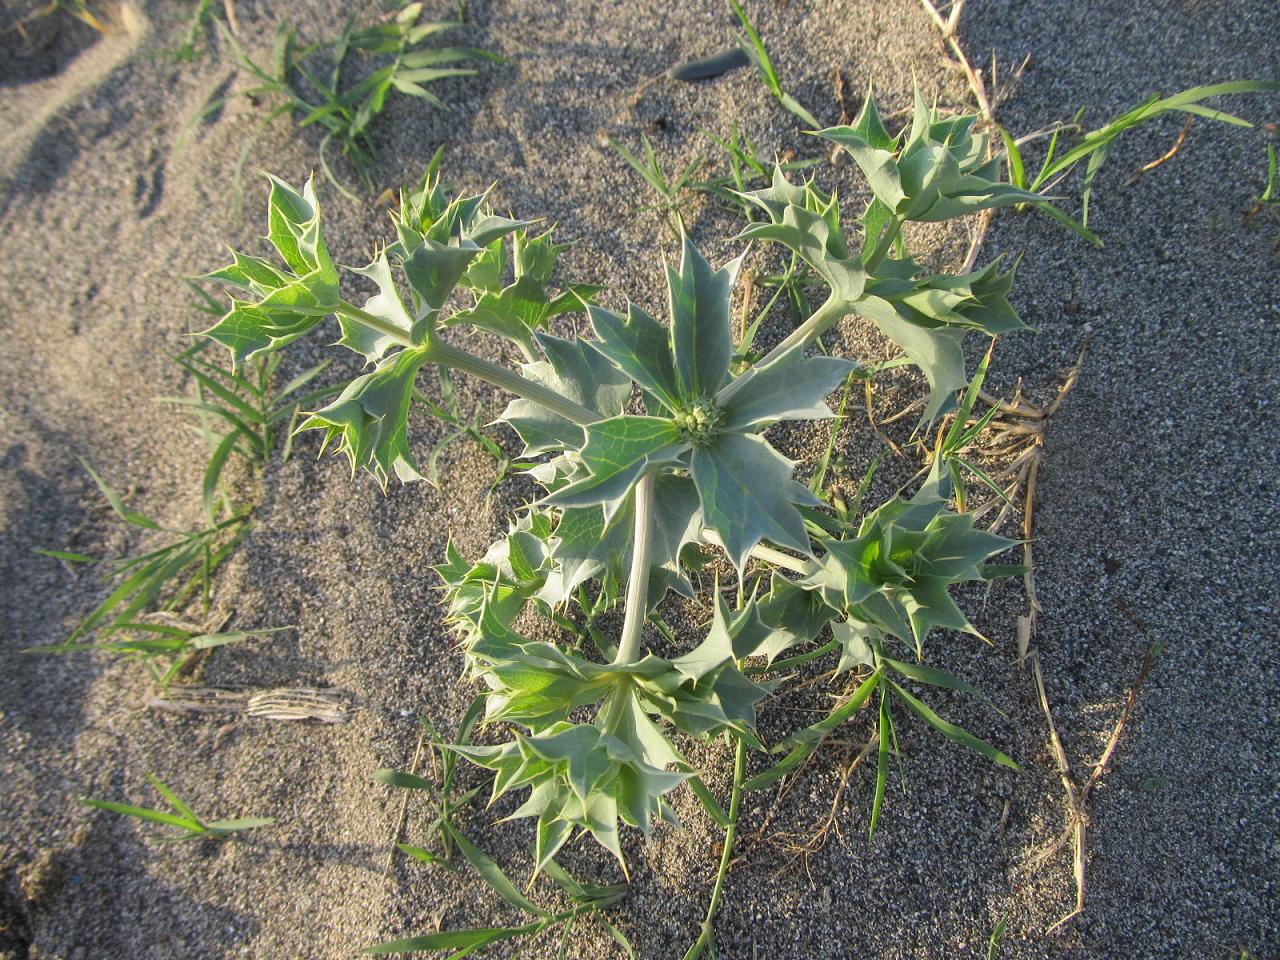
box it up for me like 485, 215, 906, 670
736, 269, 757, 347
222, 0, 239, 35
148, 685, 350, 723
864, 378, 906, 458
384, 726, 429, 875
1125, 117, 1193, 187
767, 735, 879, 879
1027, 623, 1161, 935
918, 0, 993, 122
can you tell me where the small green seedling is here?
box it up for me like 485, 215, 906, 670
81, 774, 274, 842
413, 367, 513, 496
689, 123, 820, 220
195, 4, 496, 203
999, 80, 1280, 224
1245, 142, 1280, 252
729, 0, 819, 128
27, 612, 289, 687
608, 134, 705, 234
166, 0, 218, 62
374, 696, 485, 867
166, 340, 337, 522
987, 918, 1008, 960
33, 460, 250, 650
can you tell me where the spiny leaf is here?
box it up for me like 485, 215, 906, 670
341, 252, 425, 363
667, 232, 741, 401
501, 334, 631, 456
691, 432, 816, 571
542, 416, 685, 510
298, 347, 430, 487
722, 346, 855, 430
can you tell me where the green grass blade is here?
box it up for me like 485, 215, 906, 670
363, 925, 537, 955
206, 817, 275, 834
202, 429, 242, 523
146, 774, 202, 825
190, 626, 290, 650
81, 798, 199, 831
869, 690, 890, 836
35, 548, 96, 564
373, 769, 438, 792
744, 671, 881, 791
441, 822, 547, 917
998, 126, 1025, 190
888, 680, 1017, 769
397, 843, 449, 867
81, 459, 159, 530
177, 362, 268, 424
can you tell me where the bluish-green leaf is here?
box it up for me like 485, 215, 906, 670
588, 302, 681, 411
543, 416, 684, 510
501, 334, 631, 456
341, 252, 422, 363
298, 347, 429, 487
856, 295, 968, 423
722, 346, 855, 430
691, 432, 815, 570
667, 232, 740, 401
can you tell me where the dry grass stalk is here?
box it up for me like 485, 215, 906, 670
1027, 615, 1161, 934
148, 685, 350, 722
1125, 117, 1193, 187
384, 726, 429, 875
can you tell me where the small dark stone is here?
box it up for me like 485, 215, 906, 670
666, 47, 750, 81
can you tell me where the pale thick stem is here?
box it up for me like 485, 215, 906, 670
333, 302, 598, 426
334, 300, 415, 348
700, 529, 818, 577
864, 216, 904, 274
718, 296, 852, 405
428, 340, 599, 426
614, 472, 656, 665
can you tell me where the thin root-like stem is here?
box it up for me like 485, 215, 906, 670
682, 735, 747, 960
865, 379, 906, 457
1125, 117, 1193, 187
1029, 622, 1160, 935
919, 0, 993, 122
384, 725, 428, 875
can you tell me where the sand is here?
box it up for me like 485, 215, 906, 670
1, 0, 1276, 957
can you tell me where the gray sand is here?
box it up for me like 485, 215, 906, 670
1, 1, 1276, 958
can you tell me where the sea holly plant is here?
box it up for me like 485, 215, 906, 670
193, 85, 1134, 950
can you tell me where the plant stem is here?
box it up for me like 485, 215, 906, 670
865, 215, 904, 274
333, 301, 599, 425
719, 295, 850, 403
333, 300, 415, 347
700, 529, 818, 576
682, 734, 747, 960
613, 471, 655, 665
745, 637, 839, 675
429, 340, 599, 426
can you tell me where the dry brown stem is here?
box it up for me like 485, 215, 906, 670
1125, 117, 1193, 187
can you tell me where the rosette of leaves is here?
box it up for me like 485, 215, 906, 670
199, 155, 1032, 876
801, 469, 1021, 665
736, 86, 1094, 425
212, 4, 498, 198
201, 171, 598, 487
742, 470, 1022, 813
448, 593, 781, 871
531, 233, 856, 572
